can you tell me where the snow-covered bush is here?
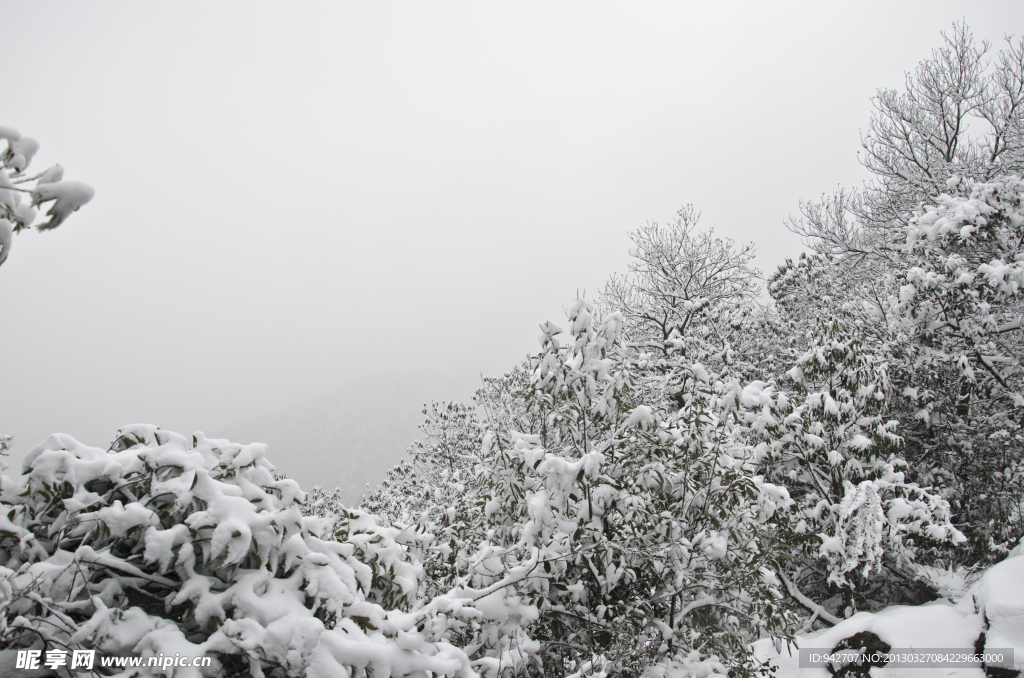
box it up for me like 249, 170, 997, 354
891, 176, 1024, 561
0, 125, 94, 267
509, 302, 796, 674
361, 397, 496, 611
363, 300, 803, 676
379, 301, 799, 676
768, 181, 1024, 578
744, 320, 963, 618
0, 425, 475, 677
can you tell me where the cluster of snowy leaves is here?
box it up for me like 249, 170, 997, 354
767, 250, 887, 353
0, 125, 93, 267
0, 425, 480, 678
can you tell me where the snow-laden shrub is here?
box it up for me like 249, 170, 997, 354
0, 425, 475, 677
361, 300, 801, 676
372, 301, 798, 676
362, 399, 487, 602
744, 320, 964, 618
764, 178, 1024, 606
892, 176, 1024, 561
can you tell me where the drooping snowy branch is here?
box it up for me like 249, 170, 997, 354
0, 125, 93, 267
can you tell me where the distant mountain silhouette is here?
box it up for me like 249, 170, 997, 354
211, 371, 480, 507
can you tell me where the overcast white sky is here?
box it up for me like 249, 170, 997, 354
2, 2, 1022, 460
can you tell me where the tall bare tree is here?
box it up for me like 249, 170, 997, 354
791, 23, 1024, 260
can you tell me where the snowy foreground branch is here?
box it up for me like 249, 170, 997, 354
780, 573, 841, 627
0, 426, 480, 678
0, 125, 93, 267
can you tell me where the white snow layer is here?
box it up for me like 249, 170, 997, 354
754, 550, 1024, 677
30, 180, 94, 230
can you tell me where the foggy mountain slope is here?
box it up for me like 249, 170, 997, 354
211, 371, 479, 506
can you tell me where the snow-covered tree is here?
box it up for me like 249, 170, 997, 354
601, 206, 770, 384
372, 301, 800, 676
889, 176, 1024, 562
772, 24, 1024, 571
772, 181, 1024, 575
364, 401, 485, 528
790, 24, 1024, 260
0, 425, 479, 677
859, 23, 1024, 233
0, 125, 94, 267
360, 399, 488, 605
741, 320, 964, 620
